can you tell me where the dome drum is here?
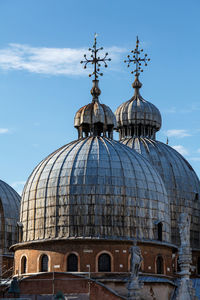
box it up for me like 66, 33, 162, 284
118, 125, 157, 140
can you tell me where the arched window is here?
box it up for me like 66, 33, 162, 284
98, 253, 111, 272
197, 257, 200, 275
40, 255, 48, 272
67, 254, 78, 272
21, 256, 27, 274
157, 222, 163, 241
156, 256, 164, 274
177, 256, 181, 273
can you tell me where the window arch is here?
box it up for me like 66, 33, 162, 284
21, 256, 27, 274
176, 256, 181, 273
98, 253, 111, 272
157, 222, 163, 241
40, 254, 49, 272
156, 256, 164, 274
67, 253, 78, 272
197, 257, 200, 275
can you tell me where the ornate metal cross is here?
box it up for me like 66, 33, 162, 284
80, 34, 111, 80
124, 36, 150, 77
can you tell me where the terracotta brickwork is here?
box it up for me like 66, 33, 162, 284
2, 272, 123, 299
14, 240, 176, 276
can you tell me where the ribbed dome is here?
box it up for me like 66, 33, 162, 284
115, 77, 161, 140
20, 137, 170, 243
74, 80, 116, 139
0, 180, 20, 253
121, 137, 200, 248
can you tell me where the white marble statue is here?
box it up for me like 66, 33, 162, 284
129, 245, 143, 277
179, 213, 190, 247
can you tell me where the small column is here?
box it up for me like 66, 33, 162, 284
127, 242, 143, 300
176, 213, 197, 300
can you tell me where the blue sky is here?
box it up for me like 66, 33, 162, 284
0, 0, 200, 194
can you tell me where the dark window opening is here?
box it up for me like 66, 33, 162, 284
98, 253, 111, 272
17, 222, 23, 243
197, 257, 200, 275
195, 193, 199, 201
7, 232, 12, 249
21, 256, 27, 274
177, 257, 181, 273
157, 222, 163, 241
67, 254, 78, 272
156, 256, 164, 274
41, 255, 48, 272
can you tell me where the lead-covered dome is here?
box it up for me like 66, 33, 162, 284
74, 80, 116, 139
20, 136, 171, 243
115, 77, 161, 140
121, 138, 200, 248
0, 180, 20, 253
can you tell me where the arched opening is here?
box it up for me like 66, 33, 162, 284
40, 255, 48, 272
157, 222, 163, 241
177, 256, 181, 273
156, 256, 164, 274
98, 253, 111, 272
197, 257, 200, 275
21, 256, 27, 274
67, 254, 78, 272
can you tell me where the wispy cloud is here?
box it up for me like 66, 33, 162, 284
189, 157, 200, 162
172, 145, 188, 156
12, 180, 26, 195
163, 103, 200, 115
0, 43, 126, 75
166, 129, 191, 138
163, 107, 177, 114
0, 128, 9, 134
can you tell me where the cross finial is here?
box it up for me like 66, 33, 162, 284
124, 36, 150, 78
80, 34, 111, 81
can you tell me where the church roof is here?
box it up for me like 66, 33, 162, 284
115, 76, 161, 131
20, 136, 170, 243
121, 137, 200, 248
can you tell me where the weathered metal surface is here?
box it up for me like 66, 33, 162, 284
115, 96, 161, 134
74, 101, 116, 127
121, 137, 200, 249
0, 179, 20, 255
20, 136, 170, 243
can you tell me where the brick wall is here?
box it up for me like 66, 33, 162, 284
14, 239, 176, 276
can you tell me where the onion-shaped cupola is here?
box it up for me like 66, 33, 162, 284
17, 36, 171, 245
115, 37, 161, 140
74, 35, 116, 139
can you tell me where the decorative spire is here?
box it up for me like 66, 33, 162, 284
80, 33, 111, 101
124, 36, 150, 92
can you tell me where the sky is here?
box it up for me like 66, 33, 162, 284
0, 0, 200, 194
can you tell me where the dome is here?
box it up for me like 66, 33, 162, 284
121, 137, 200, 248
0, 179, 20, 253
20, 136, 170, 243
115, 77, 161, 139
74, 80, 116, 139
